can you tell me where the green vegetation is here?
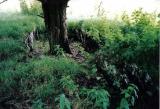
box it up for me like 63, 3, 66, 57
0, 14, 44, 39
0, 8, 159, 109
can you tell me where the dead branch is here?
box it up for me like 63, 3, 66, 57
37, 14, 44, 18
0, 0, 7, 5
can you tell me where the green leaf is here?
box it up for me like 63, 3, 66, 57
60, 94, 65, 109
119, 98, 129, 109
125, 93, 130, 98
65, 98, 71, 109
131, 96, 135, 106
59, 94, 71, 109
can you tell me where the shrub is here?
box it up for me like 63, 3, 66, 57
0, 56, 82, 108
29, 57, 82, 99
93, 10, 159, 109
68, 18, 118, 43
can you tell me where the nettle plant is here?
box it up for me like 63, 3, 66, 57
55, 94, 71, 109
52, 45, 65, 56
60, 75, 77, 95
80, 88, 110, 109
117, 84, 139, 109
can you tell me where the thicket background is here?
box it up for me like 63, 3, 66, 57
0, 1, 159, 109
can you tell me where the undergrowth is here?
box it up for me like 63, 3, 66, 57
0, 9, 159, 109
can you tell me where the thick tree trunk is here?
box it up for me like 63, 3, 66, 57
42, 0, 71, 54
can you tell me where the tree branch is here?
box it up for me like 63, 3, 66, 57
37, 14, 44, 18
0, 0, 7, 5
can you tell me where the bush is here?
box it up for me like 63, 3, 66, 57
68, 18, 121, 43
92, 9, 159, 109
0, 56, 83, 108
29, 55, 83, 107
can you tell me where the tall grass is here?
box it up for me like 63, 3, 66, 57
0, 14, 44, 39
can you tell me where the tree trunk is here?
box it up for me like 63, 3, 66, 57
41, 0, 71, 54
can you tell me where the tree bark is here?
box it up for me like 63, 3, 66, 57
41, 0, 71, 54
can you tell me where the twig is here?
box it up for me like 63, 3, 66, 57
37, 14, 44, 18
0, 0, 7, 5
